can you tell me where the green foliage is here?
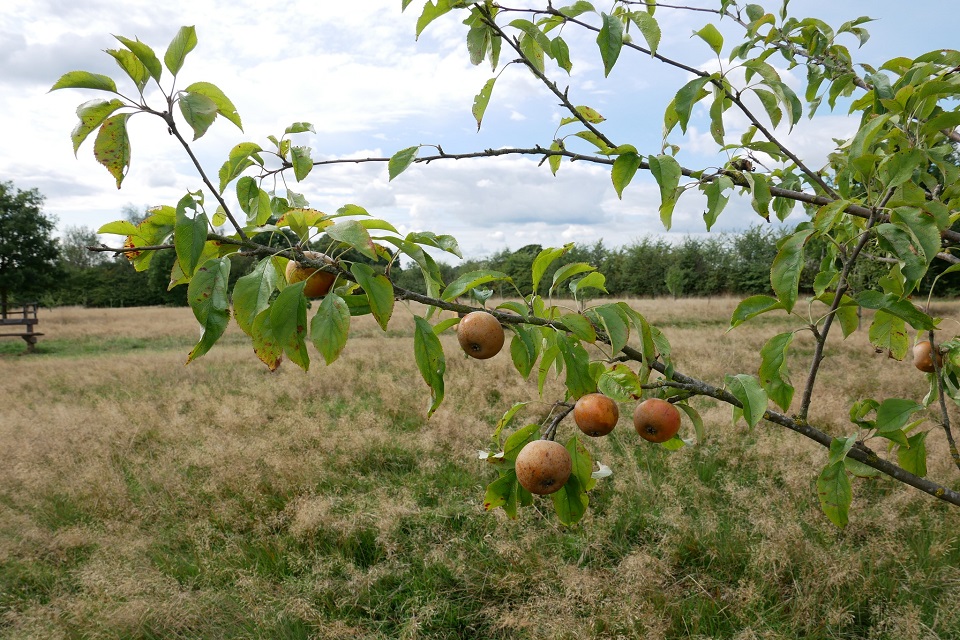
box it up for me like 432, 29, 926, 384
0, 182, 61, 308
52, 9, 960, 531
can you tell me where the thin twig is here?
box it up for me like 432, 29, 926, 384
162, 110, 249, 243
543, 402, 575, 440
799, 214, 877, 421
929, 330, 960, 473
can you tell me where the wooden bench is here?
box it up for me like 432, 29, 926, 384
0, 302, 43, 352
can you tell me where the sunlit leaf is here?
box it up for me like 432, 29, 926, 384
164, 25, 197, 76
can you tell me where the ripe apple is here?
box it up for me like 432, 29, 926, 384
457, 311, 504, 359
514, 439, 572, 495
634, 398, 681, 443
574, 393, 619, 437
285, 251, 336, 298
913, 340, 942, 373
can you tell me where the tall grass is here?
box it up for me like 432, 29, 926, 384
1, 300, 958, 639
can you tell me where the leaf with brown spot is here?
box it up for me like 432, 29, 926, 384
186, 257, 231, 364
94, 113, 131, 188
252, 308, 283, 371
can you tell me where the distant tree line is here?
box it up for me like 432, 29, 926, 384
3, 182, 951, 309
40, 222, 960, 308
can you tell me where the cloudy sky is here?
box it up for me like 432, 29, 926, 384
1, 0, 956, 260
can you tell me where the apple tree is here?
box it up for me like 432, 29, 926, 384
50, 0, 960, 526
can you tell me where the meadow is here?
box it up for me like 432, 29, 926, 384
1, 299, 959, 639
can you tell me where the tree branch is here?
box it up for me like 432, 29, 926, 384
799, 214, 877, 421
389, 281, 960, 508
161, 110, 249, 243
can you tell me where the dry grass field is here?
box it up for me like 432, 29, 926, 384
1, 299, 959, 639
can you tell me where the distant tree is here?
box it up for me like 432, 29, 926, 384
0, 181, 61, 310
61, 225, 107, 269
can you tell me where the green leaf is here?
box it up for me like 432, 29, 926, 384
702, 175, 733, 230
770, 228, 814, 313
233, 257, 279, 335
178, 91, 218, 140
597, 363, 643, 401
673, 76, 710, 134
71, 99, 125, 156
551, 473, 588, 525
510, 325, 539, 378
174, 194, 209, 278
592, 304, 629, 355
284, 122, 315, 135
560, 313, 597, 343
291, 146, 313, 182
629, 11, 660, 56
746, 172, 773, 219
509, 18, 552, 53
596, 13, 624, 77
817, 460, 851, 528
574, 105, 605, 123
164, 25, 197, 76
551, 262, 595, 293
753, 88, 783, 128
351, 263, 395, 331
570, 271, 607, 296
897, 431, 928, 477
327, 220, 377, 260
185, 81, 242, 130
406, 231, 462, 258
648, 154, 682, 229
504, 423, 541, 461
251, 307, 283, 371
548, 140, 562, 175
676, 403, 705, 443
186, 257, 231, 363
612, 152, 642, 198
552, 37, 572, 73
845, 457, 881, 478
868, 310, 908, 360
311, 293, 351, 365
724, 373, 767, 428
519, 33, 545, 73
694, 23, 723, 54
759, 332, 794, 411
472, 78, 496, 131
559, 334, 596, 398
466, 25, 489, 66
93, 113, 131, 188
483, 470, 528, 518
416, 0, 451, 39
442, 269, 511, 301
97, 220, 139, 236
50, 71, 118, 93
856, 291, 935, 330
270, 282, 310, 370
875, 398, 924, 434
114, 35, 162, 82
413, 316, 446, 416
532, 245, 571, 293
559, 1, 596, 18
566, 435, 596, 491
493, 402, 529, 445
388, 145, 418, 181
892, 207, 941, 269
730, 296, 784, 329
106, 48, 148, 91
